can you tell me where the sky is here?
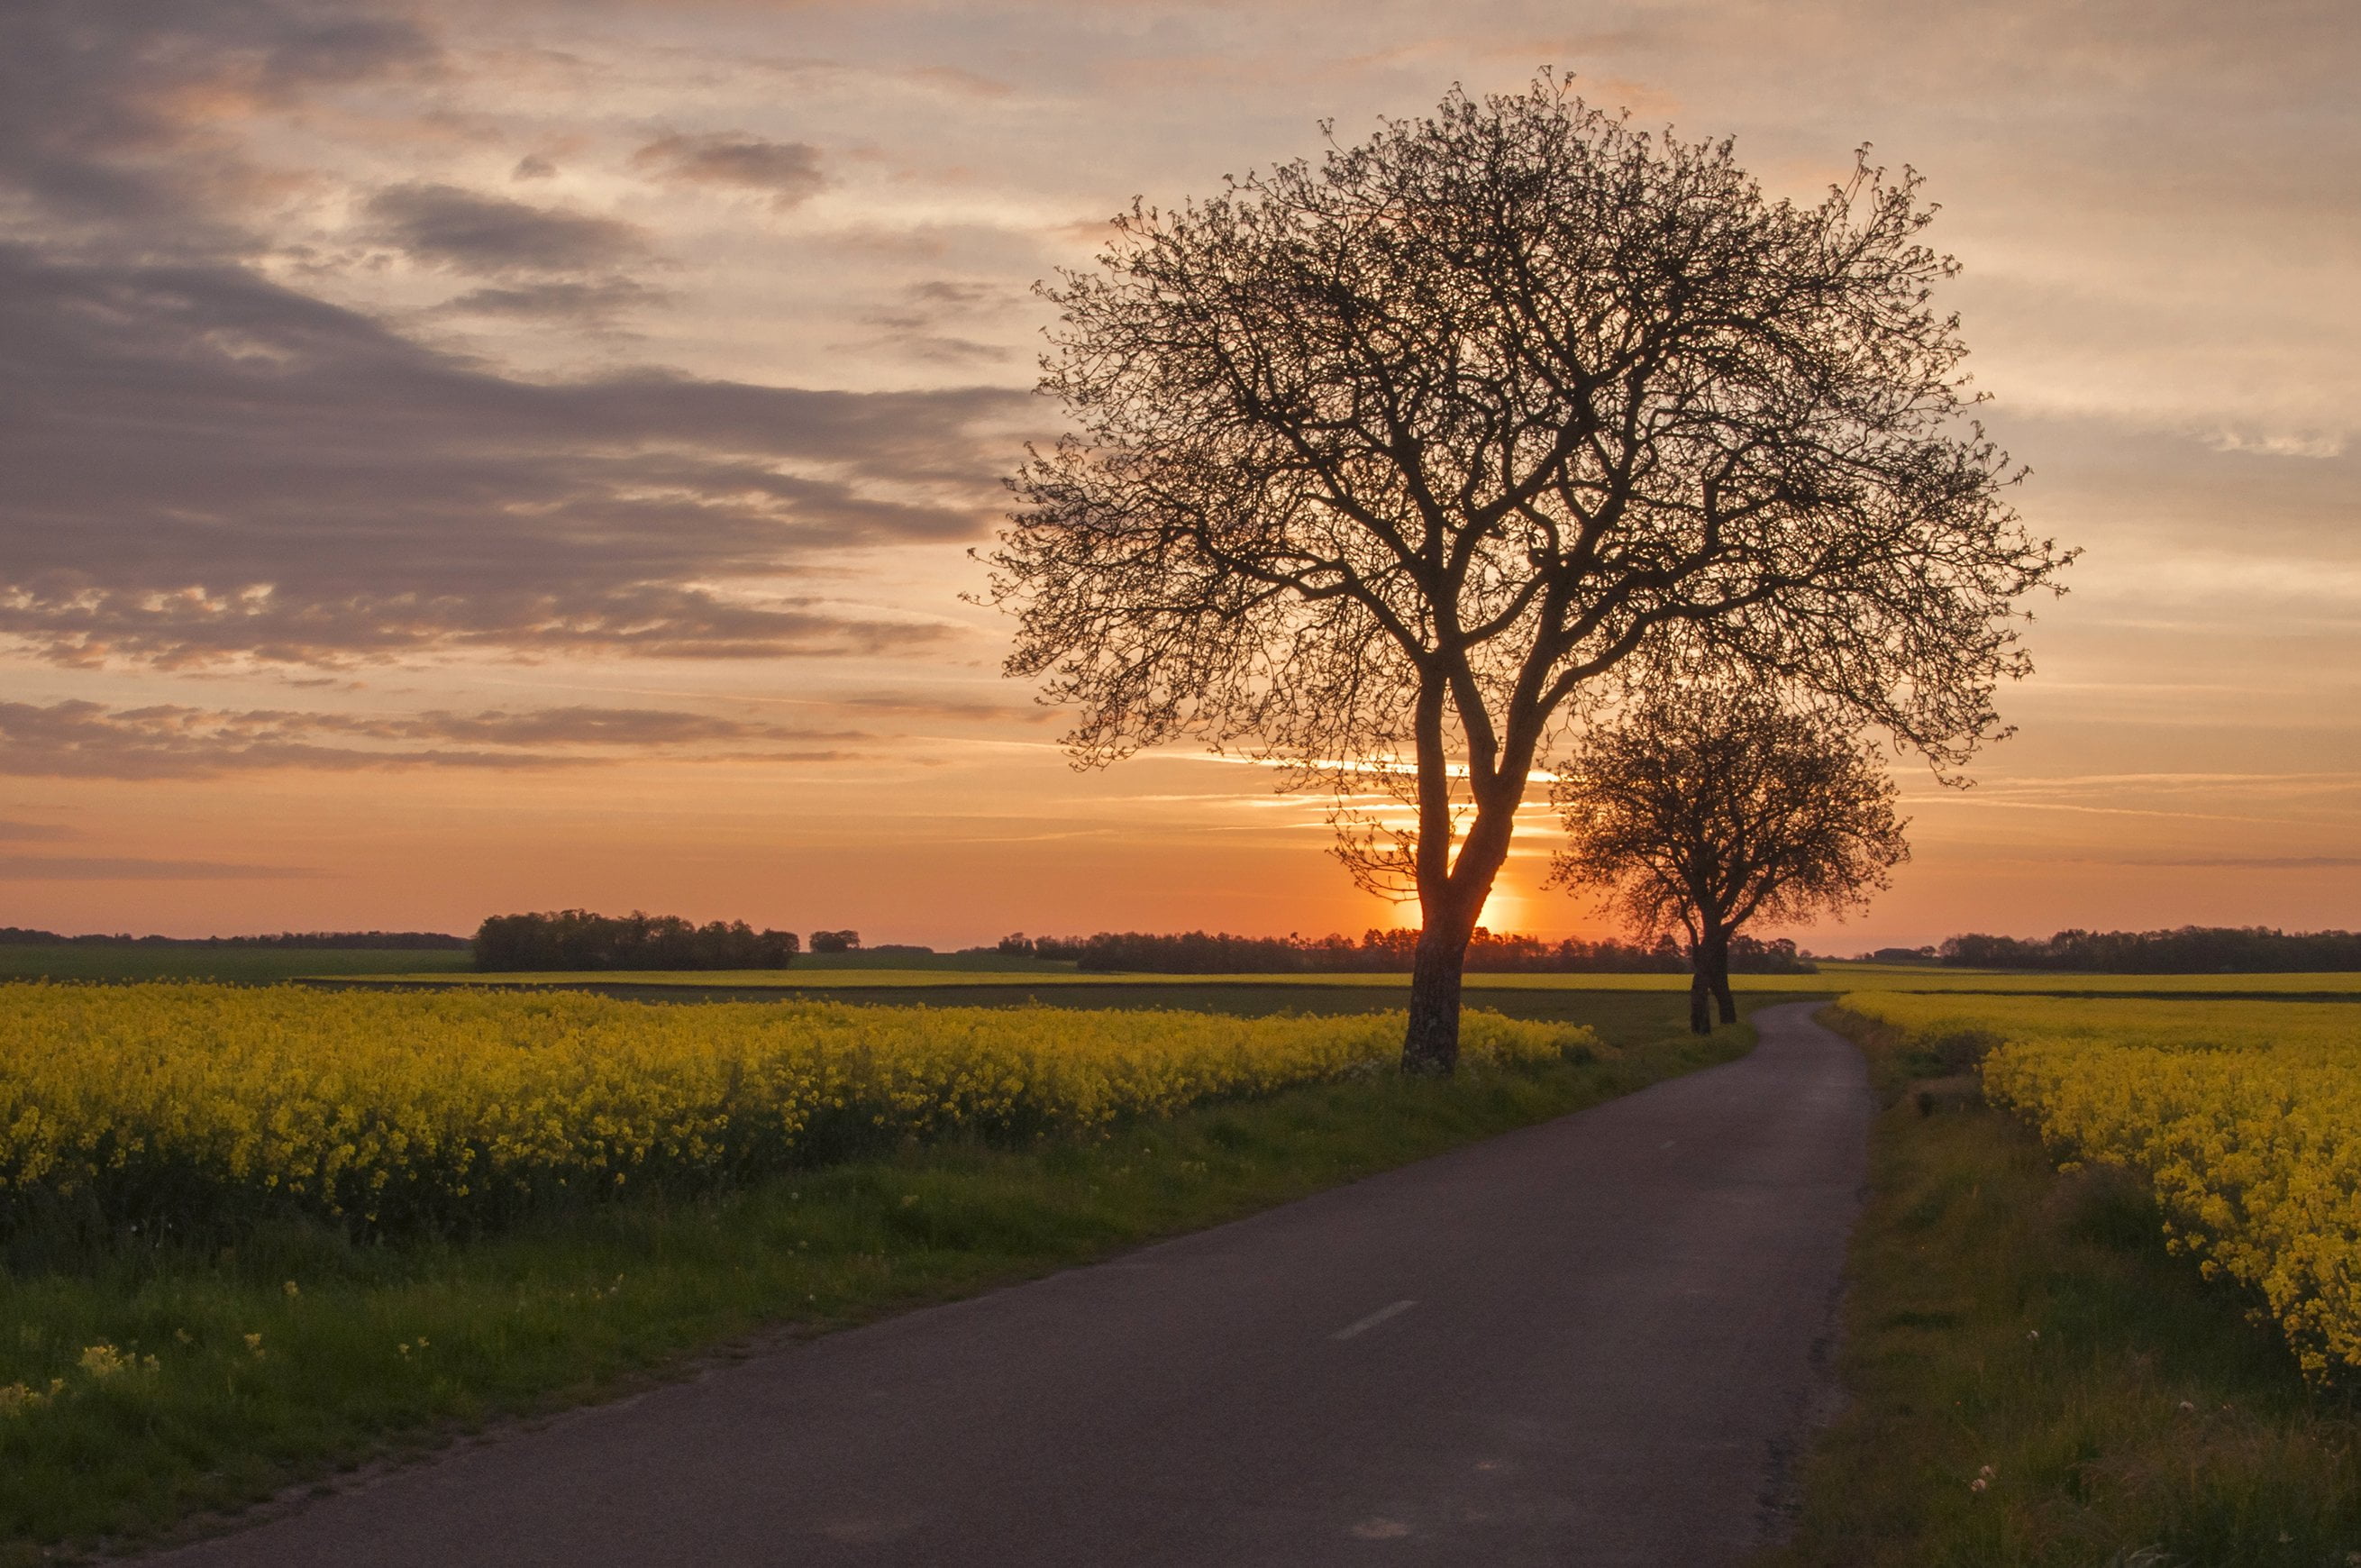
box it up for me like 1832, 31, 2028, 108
0, 0, 2355, 949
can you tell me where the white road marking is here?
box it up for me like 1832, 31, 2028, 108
1331, 1299, 1418, 1341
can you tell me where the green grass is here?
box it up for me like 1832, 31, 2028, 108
0, 991, 1753, 1561
0, 946, 473, 983
793, 949, 1081, 971
1758, 1004, 2361, 1567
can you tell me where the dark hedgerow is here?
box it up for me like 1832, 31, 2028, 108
473, 910, 798, 971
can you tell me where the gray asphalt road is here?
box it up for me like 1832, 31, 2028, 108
150, 1002, 1872, 1568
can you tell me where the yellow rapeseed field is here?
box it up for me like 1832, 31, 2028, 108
0, 983, 1578, 1237
1841, 991, 2361, 1381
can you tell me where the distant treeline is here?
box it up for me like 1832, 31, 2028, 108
997, 928, 1813, 975
1941, 926, 2361, 973
0, 927, 468, 950
474, 910, 800, 971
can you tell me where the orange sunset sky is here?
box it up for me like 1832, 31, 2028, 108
2, 0, 2355, 949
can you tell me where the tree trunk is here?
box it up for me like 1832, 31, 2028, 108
1708, 925, 1737, 1024
1398, 691, 1526, 1074
1402, 922, 1469, 1075
1687, 931, 1728, 1035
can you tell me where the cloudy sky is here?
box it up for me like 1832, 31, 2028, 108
2, 0, 2354, 946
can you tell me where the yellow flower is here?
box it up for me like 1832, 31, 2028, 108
0, 982, 1582, 1244
78, 1343, 129, 1378
1846, 992, 2361, 1383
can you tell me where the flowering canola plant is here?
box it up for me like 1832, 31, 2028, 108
1842, 991, 2361, 1381
0, 983, 1578, 1238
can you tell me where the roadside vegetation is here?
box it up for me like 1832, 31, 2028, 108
0, 983, 1751, 1559
1764, 996, 2361, 1567
1866, 994, 2361, 1382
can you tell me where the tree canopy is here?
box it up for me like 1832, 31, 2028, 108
1553, 678, 1910, 1032
473, 910, 798, 972
991, 75, 2069, 1071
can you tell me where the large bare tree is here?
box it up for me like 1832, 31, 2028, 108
989, 77, 2069, 1072
1552, 678, 1910, 1035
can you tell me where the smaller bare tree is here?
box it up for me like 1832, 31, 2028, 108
1551, 679, 1908, 1033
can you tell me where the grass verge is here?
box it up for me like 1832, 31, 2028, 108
1759, 1005, 2361, 1568
4, 997, 1750, 1562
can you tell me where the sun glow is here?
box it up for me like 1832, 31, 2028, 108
1477, 885, 1523, 932
1378, 884, 1528, 934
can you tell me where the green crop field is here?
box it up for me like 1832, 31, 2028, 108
339, 960, 2361, 998
8, 941, 2348, 998
0, 946, 474, 984
768, 949, 1080, 972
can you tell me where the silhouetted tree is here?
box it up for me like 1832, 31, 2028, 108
1940, 926, 2361, 973
1552, 681, 1908, 1033
809, 929, 861, 954
473, 911, 798, 971
991, 75, 2068, 1072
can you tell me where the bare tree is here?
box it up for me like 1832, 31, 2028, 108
988, 75, 2069, 1072
1551, 678, 1909, 1034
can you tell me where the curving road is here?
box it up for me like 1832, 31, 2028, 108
150, 1002, 1873, 1568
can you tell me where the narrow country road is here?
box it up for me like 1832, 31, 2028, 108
150, 1003, 1873, 1568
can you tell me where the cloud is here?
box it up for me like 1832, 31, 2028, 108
0, 856, 326, 880
0, 249, 1030, 666
632, 132, 825, 208
364, 181, 652, 276
440, 278, 669, 326
2205, 429, 2348, 460
857, 278, 1016, 365
0, 0, 442, 232
309, 705, 867, 747
834, 692, 1057, 723
2122, 855, 2361, 870
0, 819, 76, 843
0, 699, 872, 779
903, 67, 1012, 99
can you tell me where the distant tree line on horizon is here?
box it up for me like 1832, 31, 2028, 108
0, 927, 469, 950
473, 911, 799, 971
1940, 926, 2361, 973
996, 928, 1814, 976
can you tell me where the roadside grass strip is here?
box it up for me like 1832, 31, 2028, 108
1846, 993, 2361, 1384
1762, 998, 2361, 1568
0, 986, 1746, 1558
